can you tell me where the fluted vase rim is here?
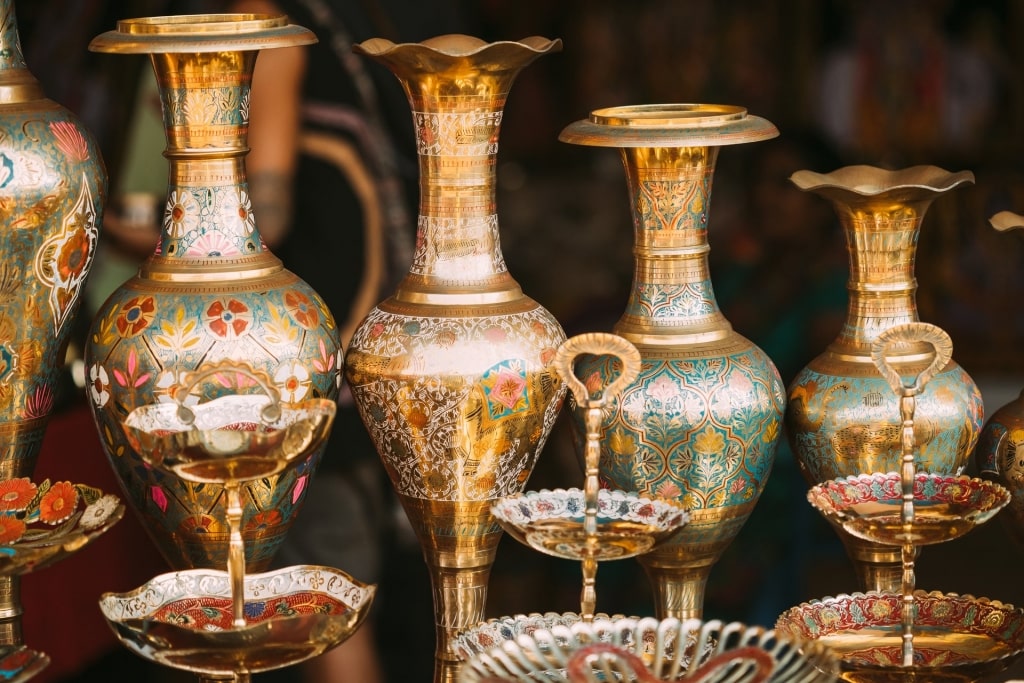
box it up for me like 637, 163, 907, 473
990, 210, 1024, 232
88, 13, 316, 54
354, 33, 561, 59
790, 164, 975, 198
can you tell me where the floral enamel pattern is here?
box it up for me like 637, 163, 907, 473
787, 366, 984, 483
0, 38, 106, 478
0, 477, 123, 574
347, 306, 565, 501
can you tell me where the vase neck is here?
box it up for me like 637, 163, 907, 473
148, 51, 265, 261
393, 75, 524, 304
614, 146, 731, 345
0, 2, 42, 100
832, 198, 932, 353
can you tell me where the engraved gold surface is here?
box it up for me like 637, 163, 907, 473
346, 35, 565, 682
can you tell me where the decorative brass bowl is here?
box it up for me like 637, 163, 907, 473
98, 565, 375, 676
775, 591, 1024, 683
453, 612, 626, 660
456, 616, 839, 683
0, 645, 48, 683
808, 472, 1010, 546
491, 488, 688, 561
0, 478, 123, 576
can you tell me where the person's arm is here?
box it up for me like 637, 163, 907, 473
230, 0, 307, 249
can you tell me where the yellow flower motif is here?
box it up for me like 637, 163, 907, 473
692, 427, 725, 455
869, 599, 893, 620
762, 421, 779, 443
608, 428, 638, 456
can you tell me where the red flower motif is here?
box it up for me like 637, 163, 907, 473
116, 296, 156, 337
0, 478, 37, 512
284, 290, 319, 329
56, 228, 90, 281
39, 481, 78, 524
0, 515, 25, 544
204, 298, 252, 339
244, 509, 283, 531
49, 121, 89, 162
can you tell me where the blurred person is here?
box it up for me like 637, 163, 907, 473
227, 0, 460, 680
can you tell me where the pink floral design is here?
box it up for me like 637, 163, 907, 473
112, 349, 152, 390
151, 486, 168, 513
647, 375, 679, 403
656, 481, 683, 499
25, 384, 54, 419
187, 230, 241, 257
292, 475, 307, 504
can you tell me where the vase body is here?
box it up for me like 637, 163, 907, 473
559, 105, 784, 621
0, 1, 107, 480
85, 16, 340, 572
977, 211, 1024, 545
785, 165, 984, 591
344, 35, 566, 683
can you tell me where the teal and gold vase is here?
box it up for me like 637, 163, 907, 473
559, 104, 784, 620
786, 165, 983, 592
85, 15, 342, 572
0, 0, 107, 480
344, 35, 566, 683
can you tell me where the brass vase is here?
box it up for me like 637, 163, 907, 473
344, 35, 566, 682
559, 104, 785, 620
85, 15, 343, 572
785, 165, 984, 591
0, 0, 108, 646
977, 211, 1024, 546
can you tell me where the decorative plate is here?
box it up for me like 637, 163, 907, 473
99, 564, 375, 676
0, 478, 123, 576
456, 616, 838, 683
808, 472, 1010, 546
0, 645, 48, 683
492, 488, 688, 561
776, 590, 1024, 683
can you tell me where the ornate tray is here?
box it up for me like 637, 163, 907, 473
0, 478, 123, 575
99, 565, 375, 676
492, 488, 688, 561
775, 591, 1024, 683
456, 615, 838, 683
808, 472, 1009, 546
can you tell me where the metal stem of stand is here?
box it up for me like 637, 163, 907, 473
225, 481, 246, 629
871, 322, 953, 671
553, 333, 641, 624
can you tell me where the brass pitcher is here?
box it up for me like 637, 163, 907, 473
785, 165, 984, 592
344, 35, 566, 683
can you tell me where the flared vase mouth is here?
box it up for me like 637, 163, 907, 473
790, 164, 975, 200
89, 13, 316, 53
991, 210, 1024, 232
353, 34, 561, 81
559, 103, 778, 148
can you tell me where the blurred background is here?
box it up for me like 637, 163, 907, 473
13, 0, 1024, 681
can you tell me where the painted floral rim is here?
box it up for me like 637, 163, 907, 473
0, 645, 48, 683
99, 565, 375, 675
775, 590, 1024, 672
808, 471, 1009, 545
0, 478, 123, 575
456, 615, 839, 683
492, 488, 688, 530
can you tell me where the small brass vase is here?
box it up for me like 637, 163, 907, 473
785, 165, 984, 592
559, 104, 784, 620
344, 35, 567, 683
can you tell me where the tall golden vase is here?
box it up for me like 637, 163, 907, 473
344, 35, 566, 682
559, 105, 784, 620
785, 165, 984, 591
85, 16, 344, 573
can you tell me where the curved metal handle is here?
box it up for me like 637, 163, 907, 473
173, 361, 282, 426
553, 332, 642, 409
869, 322, 952, 398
